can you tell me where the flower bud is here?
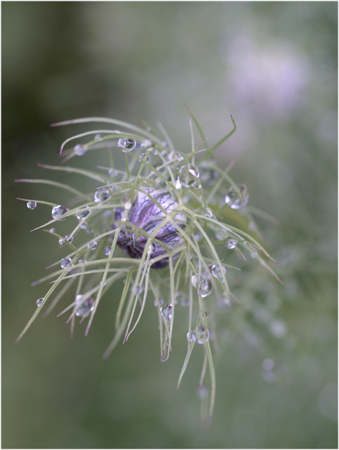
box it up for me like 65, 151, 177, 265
115, 190, 186, 268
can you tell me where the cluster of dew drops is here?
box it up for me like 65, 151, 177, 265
27, 133, 250, 325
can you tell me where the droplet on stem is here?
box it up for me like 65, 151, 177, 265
211, 264, 227, 282
194, 325, 210, 344
60, 257, 72, 269
52, 205, 69, 221
108, 168, 118, 178
76, 207, 91, 220
177, 164, 201, 189
225, 238, 238, 249
139, 153, 150, 163
74, 144, 86, 156
160, 304, 172, 322
215, 228, 228, 240
27, 200, 37, 210
75, 295, 94, 317
187, 330, 195, 342
118, 137, 137, 152
225, 185, 249, 209
87, 241, 97, 250
142, 139, 155, 150
203, 206, 213, 218
191, 274, 212, 297
94, 187, 111, 203
104, 246, 112, 256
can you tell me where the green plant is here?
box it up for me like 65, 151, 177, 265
15, 108, 280, 423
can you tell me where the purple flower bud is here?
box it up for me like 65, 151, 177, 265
115, 190, 186, 268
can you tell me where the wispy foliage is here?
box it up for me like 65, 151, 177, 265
16, 111, 280, 423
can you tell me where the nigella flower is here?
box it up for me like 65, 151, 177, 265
16, 110, 281, 424
115, 190, 186, 268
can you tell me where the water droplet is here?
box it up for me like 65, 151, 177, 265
195, 234, 202, 242
76, 207, 91, 220
175, 179, 182, 189
139, 153, 150, 163
75, 294, 94, 317
132, 284, 143, 295
65, 235, 73, 244
225, 238, 238, 249
87, 241, 97, 250
154, 298, 164, 307
50, 228, 56, 234
161, 149, 169, 159
74, 144, 86, 156
199, 162, 219, 185
60, 257, 72, 269
262, 358, 275, 371
59, 237, 65, 246
108, 168, 118, 178
118, 137, 137, 152
196, 385, 209, 399
36, 298, 43, 307
104, 246, 112, 256
168, 151, 184, 161
215, 228, 228, 240
187, 330, 195, 342
211, 264, 227, 282
94, 134, 101, 141
27, 200, 37, 210
180, 294, 190, 307
52, 205, 69, 221
86, 227, 94, 234
269, 319, 287, 338
94, 187, 111, 203
160, 304, 172, 322
225, 185, 249, 209
203, 206, 213, 218
142, 139, 155, 150
191, 274, 212, 297
194, 325, 210, 344
177, 164, 201, 189
162, 141, 168, 147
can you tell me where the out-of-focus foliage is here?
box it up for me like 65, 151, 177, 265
2, 2, 337, 448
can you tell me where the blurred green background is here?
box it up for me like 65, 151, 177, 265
2, 2, 337, 448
